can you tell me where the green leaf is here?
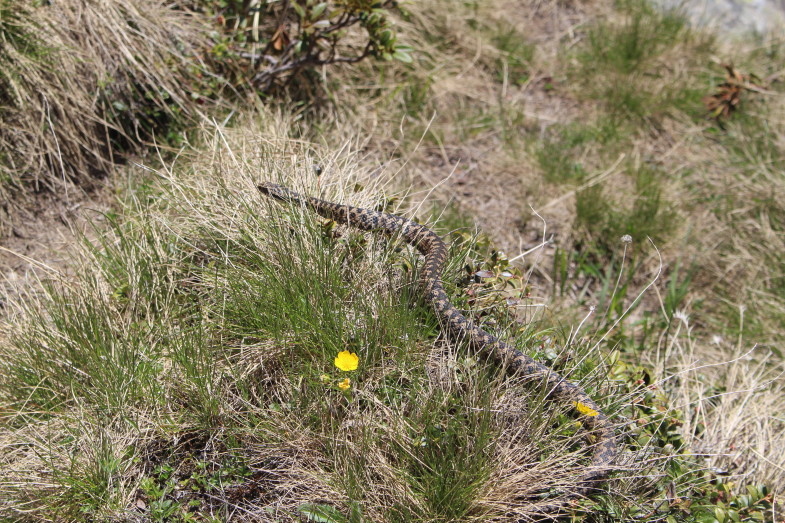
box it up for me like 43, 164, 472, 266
299, 503, 347, 523
392, 49, 412, 63
291, 2, 306, 19
312, 2, 328, 19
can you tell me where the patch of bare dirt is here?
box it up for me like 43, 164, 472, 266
0, 182, 113, 315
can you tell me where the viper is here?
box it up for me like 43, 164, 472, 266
258, 181, 616, 514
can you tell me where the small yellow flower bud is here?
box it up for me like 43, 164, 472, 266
573, 401, 599, 417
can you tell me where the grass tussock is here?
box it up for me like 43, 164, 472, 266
0, 0, 217, 231
662, 313, 785, 492
573, 0, 712, 122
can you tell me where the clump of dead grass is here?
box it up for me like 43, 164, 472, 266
657, 312, 785, 493
0, 0, 413, 238
0, 0, 216, 234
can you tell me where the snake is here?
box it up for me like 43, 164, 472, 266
258, 181, 616, 514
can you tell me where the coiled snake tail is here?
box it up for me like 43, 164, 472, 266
258, 182, 616, 513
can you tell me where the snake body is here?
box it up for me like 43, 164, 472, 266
258, 182, 616, 512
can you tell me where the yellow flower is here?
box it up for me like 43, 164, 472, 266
338, 378, 351, 391
573, 401, 599, 417
334, 350, 359, 371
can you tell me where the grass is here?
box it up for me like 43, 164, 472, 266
490, 24, 536, 87
1, 112, 778, 520
0, 129, 620, 519
573, 0, 712, 122
0, 109, 648, 520
1, 0, 785, 521
0, 0, 407, 236
0, 0, 220, 237
582, 0, 688, 73
575, 162, 677, 253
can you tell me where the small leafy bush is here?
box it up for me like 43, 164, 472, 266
193, 0, 412, 90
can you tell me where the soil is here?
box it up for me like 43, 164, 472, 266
0, 182, 113, 315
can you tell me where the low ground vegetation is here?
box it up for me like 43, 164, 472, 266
0, 0, 406, 235
0, 0, 783, 521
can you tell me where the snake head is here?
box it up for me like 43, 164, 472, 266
258, 182, 294, 202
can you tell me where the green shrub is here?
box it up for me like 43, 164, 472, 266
192, 0, 412, 90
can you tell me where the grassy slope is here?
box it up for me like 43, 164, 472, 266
325, 0, 785, 505
0, 0, 783, 521
0, 0, 216, 226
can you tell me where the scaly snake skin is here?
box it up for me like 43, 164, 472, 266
258, 182, 616, 513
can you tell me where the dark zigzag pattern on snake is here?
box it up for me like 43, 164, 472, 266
258, 182, 616, 513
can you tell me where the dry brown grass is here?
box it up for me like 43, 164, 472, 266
0, 109, 631, 520
648, 310, 785, 492
0, 0, 215, 234
0, 112, 366, 518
